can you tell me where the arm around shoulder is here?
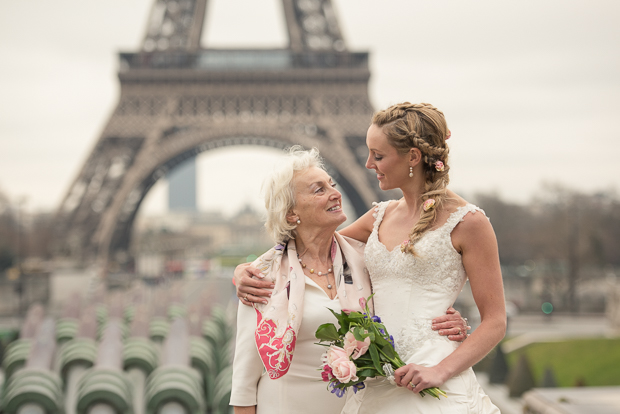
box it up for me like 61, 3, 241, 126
234, 262, 274, 305
337, 205, 376, 243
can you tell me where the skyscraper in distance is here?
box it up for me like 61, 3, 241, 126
168, 156, 197, 212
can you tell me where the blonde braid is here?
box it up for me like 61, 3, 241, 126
372, 102, 451, 256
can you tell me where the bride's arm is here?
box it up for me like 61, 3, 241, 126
234, 263, 273, 305
395, 211, 506, 392
337, 206, 375, 243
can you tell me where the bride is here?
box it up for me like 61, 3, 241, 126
337, 102, 504, 412
237, 102, 505, 412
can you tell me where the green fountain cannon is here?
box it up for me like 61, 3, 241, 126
76, 303, 133, 414
58, 305, 99, 414
149, 290, 170, 344
123, 304, 158, 414
145, 317, 205, 414
56, 293, 81, 345
1, 304, 45, 381
1, 317, 63, 414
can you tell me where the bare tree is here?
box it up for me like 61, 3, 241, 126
475, 185, 620, 313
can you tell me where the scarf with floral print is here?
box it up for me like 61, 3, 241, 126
252, 232, 373, 379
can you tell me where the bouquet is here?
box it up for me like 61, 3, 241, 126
315, 295, 447, 399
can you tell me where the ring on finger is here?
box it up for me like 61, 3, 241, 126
457, 327, 462, 334
243, 294, 249, 301
409, 381, 416, 387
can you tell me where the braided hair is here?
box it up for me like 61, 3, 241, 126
372, 102, 451, 255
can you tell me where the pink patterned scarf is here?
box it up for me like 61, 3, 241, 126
252, 232, 373, 379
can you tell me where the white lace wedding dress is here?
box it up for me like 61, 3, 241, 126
341, 201, 500, 413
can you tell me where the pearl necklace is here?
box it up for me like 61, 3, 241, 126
297, 255, 334, 289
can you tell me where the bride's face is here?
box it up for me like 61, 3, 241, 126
365, 124, 409, 191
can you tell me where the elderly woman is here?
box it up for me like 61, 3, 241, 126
230, 147, 466, 414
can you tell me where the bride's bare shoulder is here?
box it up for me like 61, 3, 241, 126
442, 190, 469, 213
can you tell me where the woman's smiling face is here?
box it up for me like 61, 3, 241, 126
365, 123, 409, 191
291, 167, 346, 230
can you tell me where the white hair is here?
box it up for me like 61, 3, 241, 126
263, 146, 324, 243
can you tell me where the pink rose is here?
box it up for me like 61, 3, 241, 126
326, 345, 359, 383
352, 336, 371, 360
359, 297, 367, 310
343, 331, 371, 360
331, 358, 359, 383
343, 331, 357, 357
341, 309, 354, 315
435, 161, 444, 172
326, 345, 348, 366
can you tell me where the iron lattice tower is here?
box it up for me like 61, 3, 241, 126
56, 0, 383, 268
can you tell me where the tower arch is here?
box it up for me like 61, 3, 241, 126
55, 0, 384, 267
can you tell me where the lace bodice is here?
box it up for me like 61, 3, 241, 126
365, 200, 486, 363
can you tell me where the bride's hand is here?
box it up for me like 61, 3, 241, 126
234, 262, 274, 306
431, 307, 470, 342
394, 364, 449, 394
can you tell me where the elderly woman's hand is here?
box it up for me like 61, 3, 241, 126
235, 262, 275, 306
431, 307, 471, 342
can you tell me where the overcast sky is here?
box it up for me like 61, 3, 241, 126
1, 0, 619, 217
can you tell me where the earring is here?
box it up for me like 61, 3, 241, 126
409, 166, 413, 178
296, 219, 301, 224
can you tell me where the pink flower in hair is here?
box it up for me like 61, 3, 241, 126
435, 161, 444, 172
423, 199, 436, 212
445, 130, 451, 140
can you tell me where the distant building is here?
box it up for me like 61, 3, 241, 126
133, 205, 272, 278
168, 156, 197, 212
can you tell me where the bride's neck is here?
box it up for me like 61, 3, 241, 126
400, 178, 426, 214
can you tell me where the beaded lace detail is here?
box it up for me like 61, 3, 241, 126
366, 201, 485, 293
393, 318, 452, 362
365, 201, 486, 361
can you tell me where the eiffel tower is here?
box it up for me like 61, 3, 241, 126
55, 0, 381, 268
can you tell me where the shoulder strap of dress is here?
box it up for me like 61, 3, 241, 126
371, 201, 391, 231
444, 204, 487, 234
